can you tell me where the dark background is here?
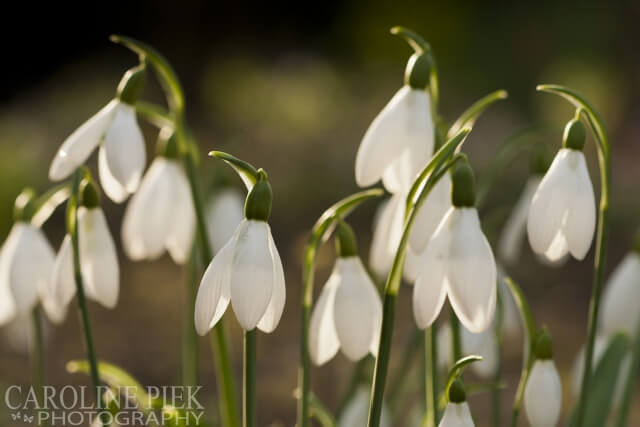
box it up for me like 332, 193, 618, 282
1, 1, 640, 425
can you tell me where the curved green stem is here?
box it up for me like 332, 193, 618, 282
537, 85, 611, 427
68, 169, 107, 427
504, 277, 537, 427
309, 392, 337, 427
367, 132, 470, 427
443, 355, 483, 398
297, 190, 383, 427
243, 329, 257, 427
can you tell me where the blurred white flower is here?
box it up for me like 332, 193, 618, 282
49, 207, 120, 312
122, 157, 195, 264
413, 207, 496, 333
194, 219, 285, 333
206, 188, 245, 255
308, 257, 382, 365
337, 386, 391, 427
600, 252, 640, 337
524, 360, 562, 427
0, 222, 55, 325
498, 175, 541, 264
438, 402, 475, 427
527, 148, 595, 262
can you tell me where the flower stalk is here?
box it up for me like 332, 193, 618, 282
536, 84, 611, 427
31, 306, 46, 427
243, 329, 257, 427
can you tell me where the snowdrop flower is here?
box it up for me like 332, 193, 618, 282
524, 330, 562, 427
206, 188, 245, 255
600, 246, 640, 337
498, 175, 542, 264
48, 180, 120, 311
195, 173, 285, 333
439, 380, 475, 427
338, 386, 391, 427
527, 119, 596, 262
0, 191, 56, 326
49, 64, 147, 203
413, 159, 497, 333
122, 128, 195, 264
309, 222, 383, 364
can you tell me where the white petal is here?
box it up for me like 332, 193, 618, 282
527, 150, 575, 262
257, 230, 286, 333
409, 173, 452, 253
0, 236, 18, 325
356, 87, 433, 187
437, 402, 475, 427
309, 267, 340, 366
165, 161, 196, 264
78, 207, 119, 309
403, 247, 420, 283
369, 194, 405, 277
230, 220, 274, 330
102, 102, 146, 196
49, 100, 117, 181
413, 211, 451, 329
498, 176, 541, 264
524, 360, 562, 427
446, 208, 496, 333
194, 237, 235, 335
207, 189, 245, 255
42, 235, 76, 324
98, 145, 129, 203
333, 257, 381, 361
563, 150, 596, 260
121, 158, 174, 261
600, 253, 640, 337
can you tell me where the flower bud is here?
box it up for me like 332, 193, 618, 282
244, 170, 272, 221
533, 327, 553, 360
117, 63, 147, 106
451, 158, 476, 207
156, 126, 180, 159
13, 188, 37, 222
405, 53, 432, 90
562, 118, 586, 151
448, 378, 466, 403
80, 178, 101, 209
335, 221, 358, 257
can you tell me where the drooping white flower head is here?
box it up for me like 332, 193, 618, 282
337, 386, 391, 427
527, 119, 596, 263
498, 175, 541, 264
438, 402, 475, 427
195, 175, 285, 333
49, 65, 147, 204
0, 222, 55, 326
600, 251, 640, 337
355, 85, 434, 190
206, 188, 245, 255
524, 360, 562, 427
122, 129, 195, 264
309, 256, 383, 365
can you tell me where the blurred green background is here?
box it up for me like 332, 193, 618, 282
1, 0, 640, 425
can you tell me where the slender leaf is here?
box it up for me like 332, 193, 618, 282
209, 151, 260, 190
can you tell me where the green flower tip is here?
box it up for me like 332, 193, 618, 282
451, 157, 476, 208
335, 220, 358, 258
533, 327, 553, 360
117, 62, 147, 106
562, 118, 586, 151
13, 188, 37, 222
405, 53, 432, 90
448, 378, 467, 403
79, 179, 101, 209
156, 126, 180, 159
244, 170, 272, 221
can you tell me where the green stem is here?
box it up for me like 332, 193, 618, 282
180, 125, 240, 427
367, 137, 470, 427
68, 169, 107, 427
424, 325, 438, 427
449, 308, 463, 363
491, 287, 504, 427
181, 251, 199, 387
614, 315, 640, 427
31, 306, 46, 427
243, 329, 257, 427
536, 85, 611, 427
